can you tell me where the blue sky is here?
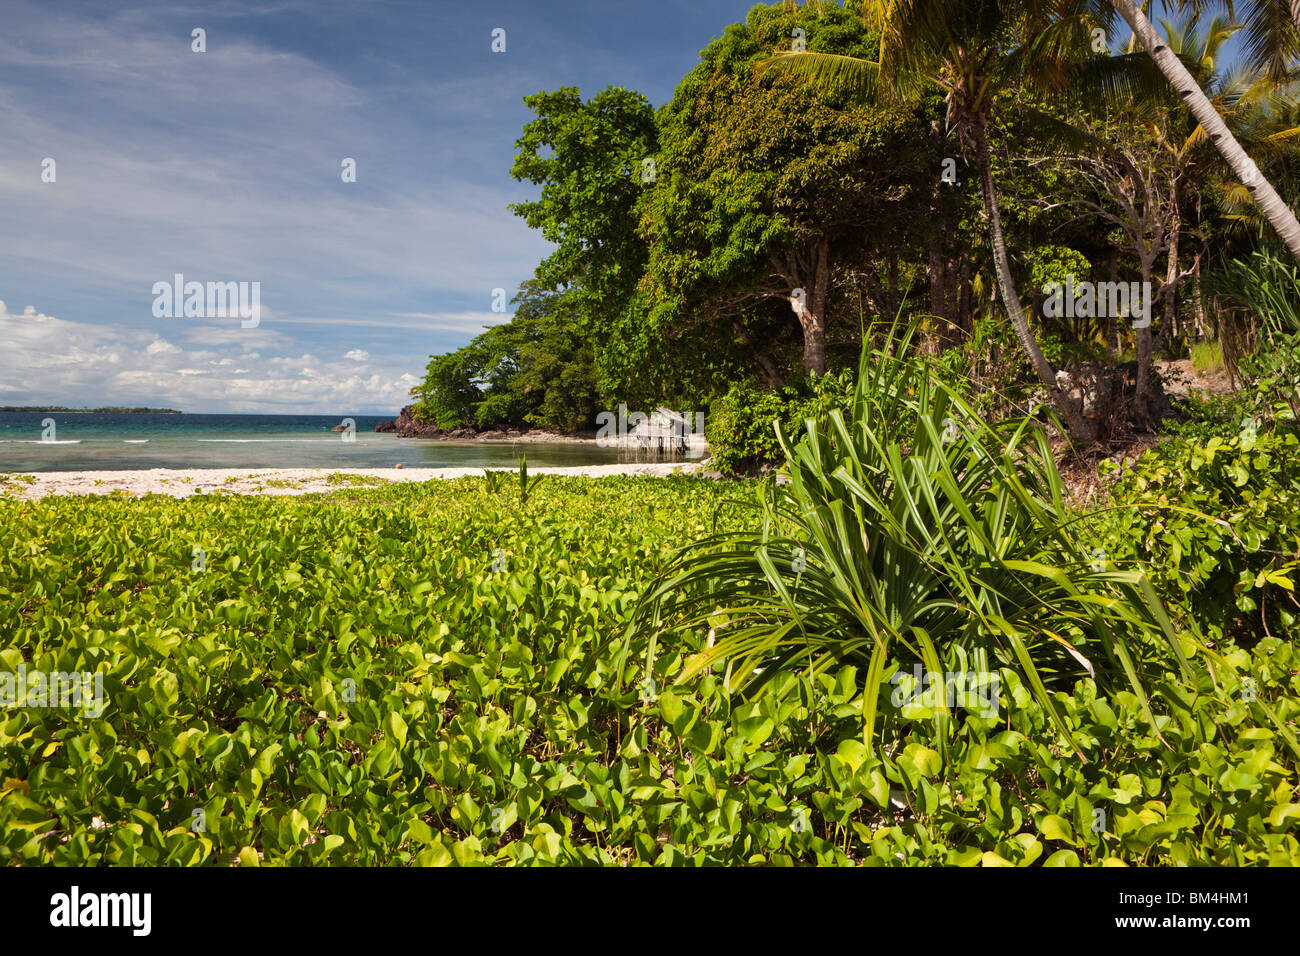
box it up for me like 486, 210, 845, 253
0, 0, 759, 413
0, 1, 1236, 414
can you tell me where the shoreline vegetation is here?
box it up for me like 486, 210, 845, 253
373, 403, 594, 442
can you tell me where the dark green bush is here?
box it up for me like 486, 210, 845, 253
411, 283, 599, 433
1239, 331, 1300, 423
707, 369, 856, 474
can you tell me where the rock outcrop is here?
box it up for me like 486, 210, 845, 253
375, 406, 596, 442
376, 405, 444, 437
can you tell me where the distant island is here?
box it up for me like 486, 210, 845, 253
0, 406, 183, 414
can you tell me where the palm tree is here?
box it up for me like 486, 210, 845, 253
1072, 12, 1298, 411
763, 0, 1103, 441
1174, 0, 1300, 80
1110, 0, 1300, 259
1151, 15, 1297, 338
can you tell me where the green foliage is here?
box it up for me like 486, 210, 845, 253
1165, 389, 1259, 442
1026, 246, 1092, 301
629, 335, 1240, 770
637, 2, 930, 381
1091, 426, 1300, 643
1210, 246, 1300, 338
516, 456, 543, 508
4, 478, 1297, 866
1207, 247, 1300, 417
324, 473, 388, 488
706, 368, 856, 474
931, 315, 1040, 420
411, 283, 599, 433
510, 87, 656, 311
509, 86, 661, 405
413, 349, 482, 430
1190, 339, 1224, 375
1239, 332, 1300, 422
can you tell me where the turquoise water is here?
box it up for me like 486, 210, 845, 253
0, 412, 628, 472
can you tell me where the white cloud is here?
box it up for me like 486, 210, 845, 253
0, 1, 549, 408
389, 311, 509, 334
146, 337, 182, 356
0, 298, 418, 413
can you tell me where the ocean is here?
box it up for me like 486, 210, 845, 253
0, 412, 628, 472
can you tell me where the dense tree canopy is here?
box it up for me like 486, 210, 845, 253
411, 282, 597, 432
412, 0, 1300, 446
640, 5, 931, 375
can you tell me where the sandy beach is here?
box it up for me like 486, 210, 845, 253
0, 462, 709, 501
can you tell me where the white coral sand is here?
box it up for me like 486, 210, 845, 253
2, 462, 708, 501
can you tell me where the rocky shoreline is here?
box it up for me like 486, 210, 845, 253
375, 405, 594, 443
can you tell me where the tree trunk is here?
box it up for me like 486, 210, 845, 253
1162, 200, 1181, 355
1293, 0, 1300, 38
774, 244, 828, 375
945, 253, 960, 340
929, 236, 945, 319
859, 263, 890, 321
1106, 248, 1119, 356
792, 297, 827, 374
808, 238, 829, 374
1191, 258, 1208, 341
786, 240, 829, 375
972, 119, 1092, 440
1112, 0, 1300, 261
928, 237, 947, 351
734, 322, 784, 388
1135, 257, 1155, 418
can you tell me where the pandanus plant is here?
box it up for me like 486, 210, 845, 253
623, 329, 1264, 761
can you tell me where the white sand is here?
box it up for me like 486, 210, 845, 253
0, 462, 708, 501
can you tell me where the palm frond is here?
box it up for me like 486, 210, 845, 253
1240, 0, 1300, 81
756, 51, 880, 101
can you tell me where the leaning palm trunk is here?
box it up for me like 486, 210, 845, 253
972, 122, 1093, 441
1112, 0, 1300, 261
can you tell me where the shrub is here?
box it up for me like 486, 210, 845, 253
629, 336, 1226, 764
707, 368, 856, 474
1209, 246, 1300, 338
1239, 331, 1300, 423
410, 283, 599, 433
931, 316, 1039, 421
1089, 426, 1300, 643
3, 476, 1297, 865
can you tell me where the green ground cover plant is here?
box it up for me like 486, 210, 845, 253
1088, 426, 1300, 643
324, 473, 390, 487
2, 474, 1297, 865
